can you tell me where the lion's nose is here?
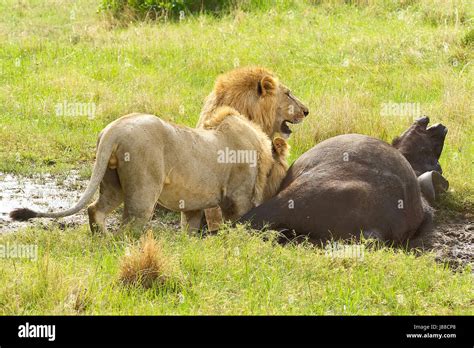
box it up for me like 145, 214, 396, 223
303, 108, 309, 117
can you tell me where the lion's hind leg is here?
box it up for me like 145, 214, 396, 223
121, 181, 162, 234
88, 168, 124, 234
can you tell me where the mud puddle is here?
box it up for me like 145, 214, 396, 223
0, 172, 472, 269
0, 171, 91, 232
0, 172, 179, 234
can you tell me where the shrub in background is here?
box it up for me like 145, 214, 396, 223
99, 0, 243, 20
98, 0, 296, 20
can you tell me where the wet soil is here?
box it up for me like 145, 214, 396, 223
0, 172, 122, 233
0, 172, 472, 270
0, 172, 180, 234
412, 216, 474, 270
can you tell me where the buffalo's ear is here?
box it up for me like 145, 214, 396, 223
258, 75, 277, 96
415, 116, 430, 129
418, 171, 449, 204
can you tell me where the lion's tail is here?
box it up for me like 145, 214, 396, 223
10, 130, 117, 221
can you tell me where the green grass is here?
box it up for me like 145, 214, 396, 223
0, 226, 472, 315
0, 0, 473, 314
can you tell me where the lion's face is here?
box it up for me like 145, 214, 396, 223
273, 85, 309, 139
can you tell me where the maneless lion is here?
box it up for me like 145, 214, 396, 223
10, 107, 288, 233
195, 66, 309, 230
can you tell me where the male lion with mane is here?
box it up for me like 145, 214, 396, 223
194, 66, 309, 230
10, 107, 288, 233
198, 66, 309, 138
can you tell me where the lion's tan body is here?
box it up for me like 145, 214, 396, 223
91, 107, 278, 232
11, 107, 279, 233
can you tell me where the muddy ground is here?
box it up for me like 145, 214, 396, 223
0, 172, 179, 233
411, 216, 474, 270
0, 172, 472, 270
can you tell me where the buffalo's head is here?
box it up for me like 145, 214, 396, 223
392, 116, 448, 177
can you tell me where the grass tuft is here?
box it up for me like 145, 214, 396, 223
119, 231, 174, 288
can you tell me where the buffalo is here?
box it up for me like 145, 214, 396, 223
240, 117, 448, 245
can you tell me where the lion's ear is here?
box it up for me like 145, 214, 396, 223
258, 75, 277, 97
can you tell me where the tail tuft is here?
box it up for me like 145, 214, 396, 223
10, 208, 38, 221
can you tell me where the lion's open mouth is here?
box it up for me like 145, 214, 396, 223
280, 120, 292, 137
280, 119, 302, 138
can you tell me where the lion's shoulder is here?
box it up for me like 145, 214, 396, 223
203, 106, 241, 129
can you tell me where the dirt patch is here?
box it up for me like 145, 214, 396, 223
1, 172, 472, 269
411, 216, 474, 270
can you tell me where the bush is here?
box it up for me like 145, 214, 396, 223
99, 0, 239, 20
98, 0, 295, 20
99, 0, 182, 20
